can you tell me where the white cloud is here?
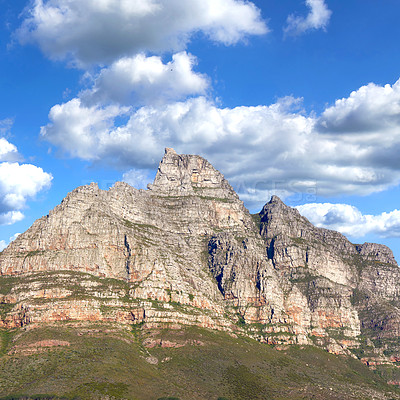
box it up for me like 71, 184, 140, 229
0, 211, 24, 226
18, 0, 268, 66
284, 0, 332, 36
318, 80, 400, 172
297, 203, 400, 238
40, 77, 400, 208
0, 130, 53, 226
319, 80, 400, 136
0, 138, 19, 161
41, 95, 314, 171
82, 52, 209, 107
41, 94, 393, 206
0, 161, 53, 225
0, 131, 53, 225
42, 53, 210, 156
0, 240, 6, 252
122, 169, 152, 190
41, 98, 130, 160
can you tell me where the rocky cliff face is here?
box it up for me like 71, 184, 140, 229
0, 148, 399, 367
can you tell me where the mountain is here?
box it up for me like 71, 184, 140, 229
0, 148, 400, 399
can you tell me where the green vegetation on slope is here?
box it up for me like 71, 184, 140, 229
0, 324, 399, 400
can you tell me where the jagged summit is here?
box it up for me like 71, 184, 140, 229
268, 195, 285, 204
148, 147, 237, 199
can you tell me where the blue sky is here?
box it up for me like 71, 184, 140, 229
1, 0, 400, 262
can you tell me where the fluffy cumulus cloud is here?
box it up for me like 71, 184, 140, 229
0, 137, 19, 162
41, 98, 130, 160
297, 203, 400, 238
0, 131, 52, 226
0, 211, 24, 226
0, 159, 53, 225
39, 93, 390, 204
319, 80, 400, 136
40, 77, 400, 207
41, 95, 312, 176
82, 52, 209, 106
18, 0, 267, 66
318, 80, 400, 171
43, 52, 209, 155
284, 0, 332, 36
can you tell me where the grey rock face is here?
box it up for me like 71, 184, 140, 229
259, 195, 359, 286
356, 242, 397, 265
0, 148, 399, 361
149, 147, 237, 199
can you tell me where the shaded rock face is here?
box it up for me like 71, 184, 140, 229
259, 195, 359, 286
0, 148, 399, 362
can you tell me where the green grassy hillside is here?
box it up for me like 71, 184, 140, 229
0, 324, 399, 400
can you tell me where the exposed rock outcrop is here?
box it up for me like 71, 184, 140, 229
356, 242, 397, 265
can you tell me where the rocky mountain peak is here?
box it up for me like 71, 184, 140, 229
148, 147, 237, 199
269, 195, 285, 204
259, 195, 307, 239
